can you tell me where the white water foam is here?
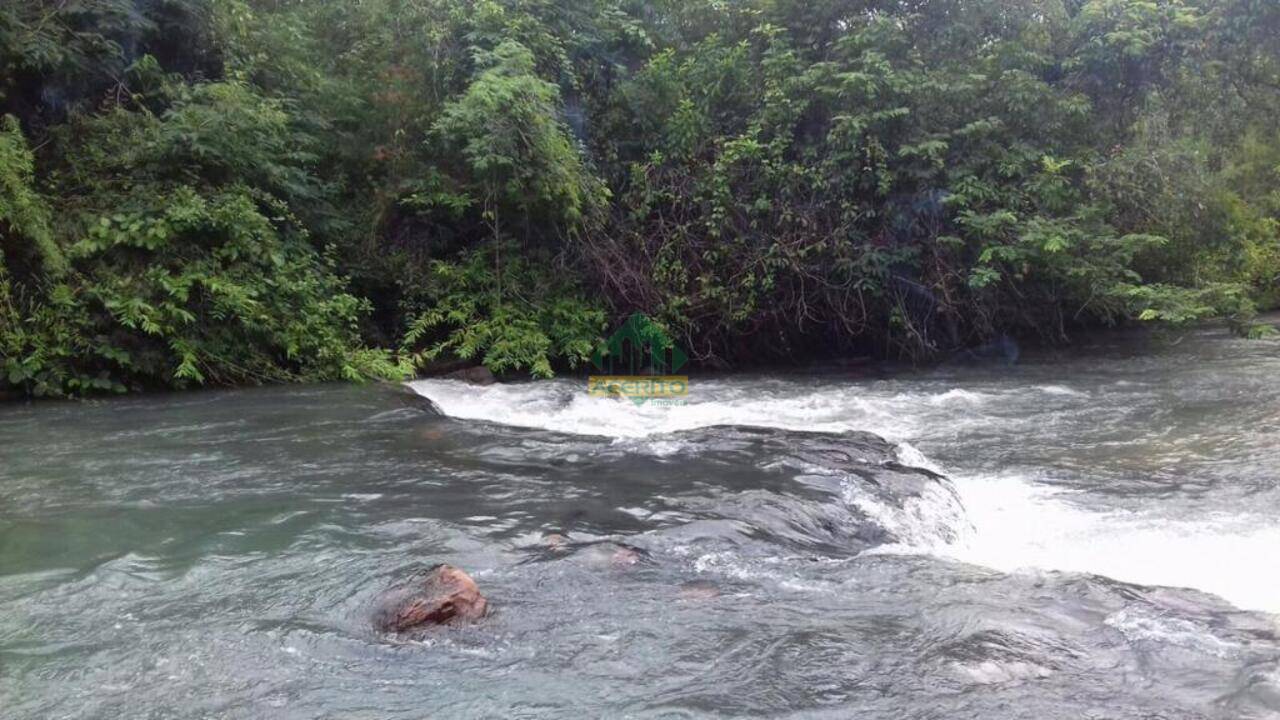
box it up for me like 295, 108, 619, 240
408, 379, 1280, 614
407, 378, 984, 440
939, 472, 1280, 615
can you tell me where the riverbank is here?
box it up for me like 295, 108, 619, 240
5, 312, 1276, 404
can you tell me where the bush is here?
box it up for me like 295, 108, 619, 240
0, 83, 406, 397
402, 242, 606, 378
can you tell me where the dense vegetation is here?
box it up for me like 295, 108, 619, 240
1, 0, 1276, 395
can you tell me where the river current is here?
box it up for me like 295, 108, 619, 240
2, 322, 1279, 718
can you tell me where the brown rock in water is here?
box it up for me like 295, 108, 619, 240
609, 545, 642, 568
571, 542, 646, 570
573, 542, 648, 570
678, 580, 720, 601
444, 366, 496, 385
373, 565, 488, 632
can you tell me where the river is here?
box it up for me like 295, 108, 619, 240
2, 323, 1279, 718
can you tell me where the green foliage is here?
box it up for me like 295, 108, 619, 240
0, 0, 215, 123
0, 77, 406, 397
586, 0, 1280, 360
402, 243, 606, 378
0, 115, 64, 276
435, 40, 605, 232
3, 0, 1279, 396
0, 253, 104, 396
63, 186, 400, 388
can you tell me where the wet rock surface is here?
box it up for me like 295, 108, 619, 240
452, 423, 966, 558
443, 366, 497, 385
373, 565, 488, 632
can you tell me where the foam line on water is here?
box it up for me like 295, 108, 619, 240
409, 378, 933, 440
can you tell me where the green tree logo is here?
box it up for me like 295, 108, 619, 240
592, 314, 688, 376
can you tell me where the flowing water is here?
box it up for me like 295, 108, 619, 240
2, 323, 1280, 718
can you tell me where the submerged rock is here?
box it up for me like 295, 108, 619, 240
541, 532, 569, 551
373, 564, 488, 632
562, 541, 650, 570
636, 425, 968, 554
391, 384, 442, 415
444, 366, 496, 385
949, 334, 1020, 366
609, 545, 643, 568
471, 424, 965, 559
678, 580, 721, 601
